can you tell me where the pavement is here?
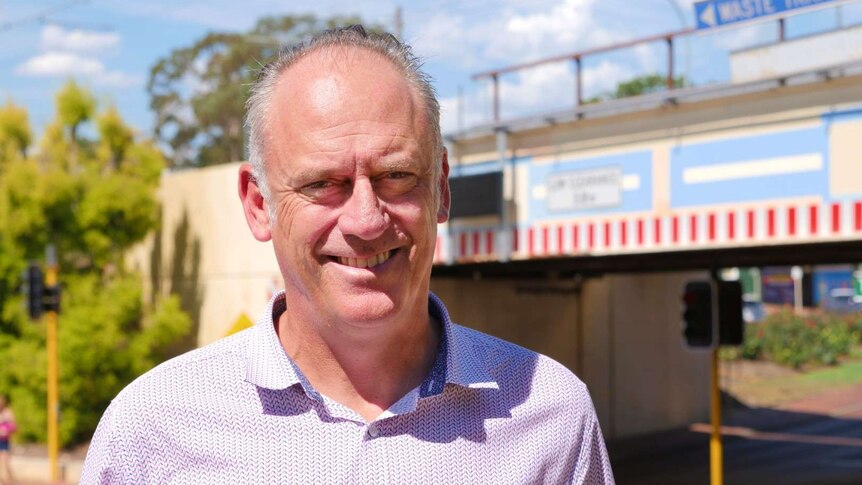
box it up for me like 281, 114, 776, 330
10, 384, 862, 484
608, 383, 862, 484
7, 453, 82, 484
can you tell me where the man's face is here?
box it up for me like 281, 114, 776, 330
260, 48, 449, 328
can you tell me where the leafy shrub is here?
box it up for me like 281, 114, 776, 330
741, 309, 859, 369
0, 84, 192, 447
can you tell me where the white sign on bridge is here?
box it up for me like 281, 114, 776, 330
547, 166, 622, 212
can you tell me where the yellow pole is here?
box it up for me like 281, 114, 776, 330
710, 348, 723, 485
45, 250, 60, 483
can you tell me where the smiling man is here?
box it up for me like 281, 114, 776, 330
81, 26, 614, 484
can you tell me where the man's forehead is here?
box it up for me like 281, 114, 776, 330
269, 45, 425, 135
275, 46, 409, 98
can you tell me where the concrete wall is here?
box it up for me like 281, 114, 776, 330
126, 163, 282, 345
432, 271, 710, 439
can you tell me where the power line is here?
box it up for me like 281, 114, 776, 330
0, 0, 92, 34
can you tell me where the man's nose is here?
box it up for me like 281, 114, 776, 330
337, 178, 389, 240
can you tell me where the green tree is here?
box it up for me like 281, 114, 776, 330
613, 74, 685, 98
148, 14, 380, 167
583, 74, 687, 105
0, 86, 190, 447
0, 100, 31, 162
55, 80, 95, 144
97, 106, 134, 169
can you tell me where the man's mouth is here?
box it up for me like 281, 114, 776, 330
335, 250, 394, 269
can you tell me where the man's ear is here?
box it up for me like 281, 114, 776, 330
437, 148, 451, 223
238, 163, 272, 242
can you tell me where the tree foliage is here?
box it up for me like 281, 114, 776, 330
584, 74, 686, 105
55, 80, 95, 144
0, 80, 190, 447
613, 74, 685, 98
148, 14, 381, 168
0, 100, 32, 161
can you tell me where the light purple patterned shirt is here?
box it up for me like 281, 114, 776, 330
81, 292, 614, 484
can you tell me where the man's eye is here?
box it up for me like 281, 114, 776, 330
305, 181, 333, 190
376, 172, 418, 196
300, 180, 345, 200
386, 172, 411, 179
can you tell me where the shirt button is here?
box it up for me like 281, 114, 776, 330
367, 424, 380, 438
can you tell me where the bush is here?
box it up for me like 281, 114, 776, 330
0, 275, 190, 446
741, 309, 859, 369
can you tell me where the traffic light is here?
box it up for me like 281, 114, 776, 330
717, 281, 743, 346
22, 263, 45, 320
682, 281, 715, 348
681, 280, 745, 348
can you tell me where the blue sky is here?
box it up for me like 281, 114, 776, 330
1, 0, 860, 144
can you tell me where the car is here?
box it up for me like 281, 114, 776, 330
742, 296, 766, 323
821, 288, 862, 314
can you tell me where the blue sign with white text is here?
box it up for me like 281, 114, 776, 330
694, 0, 836, 30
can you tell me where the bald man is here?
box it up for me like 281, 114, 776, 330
82, 26, 614, 484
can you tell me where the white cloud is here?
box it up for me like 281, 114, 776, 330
633, 43, 662, 72
16, 52, 104, 77
41, 25, 120, 54
413, 0, 620, 70
500, 63, 575, 113
440, 59, 634, 133
15, 52, 142, 88
498, 0, 608, 57
581, 60, 634, 95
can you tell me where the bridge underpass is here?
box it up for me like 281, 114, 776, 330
434, 240, 862, 279
426, 25, 862, 443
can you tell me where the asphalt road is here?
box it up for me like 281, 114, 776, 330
608, 389, 862, 484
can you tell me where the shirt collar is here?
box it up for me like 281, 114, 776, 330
243, 291, 499, 395
425, 292, 499, 394
242, 292, 305, 391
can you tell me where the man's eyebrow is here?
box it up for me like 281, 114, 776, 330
289, 167, 339, 183
292, 158, 421, 178
376, 158, 417, 171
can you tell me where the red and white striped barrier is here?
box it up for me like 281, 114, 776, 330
434, 199, 862, 264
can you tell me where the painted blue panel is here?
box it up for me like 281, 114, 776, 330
448, 156, 534, 178
822, 105, 862, 123
449, 160, 500, 178
670, 126, 829, 208
528, 150, 653, 224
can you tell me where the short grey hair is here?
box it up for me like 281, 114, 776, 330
245, 24, 443, 209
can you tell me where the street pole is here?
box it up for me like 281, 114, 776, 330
710, 348, 723, 485
393, 6, 403, 39
45, 245, 60, 482
791, 266, 803, 314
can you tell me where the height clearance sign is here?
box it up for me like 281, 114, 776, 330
694, 0, 837, 30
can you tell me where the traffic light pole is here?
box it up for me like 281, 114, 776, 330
684, 274, 742, 484
710, 343, 723, 485
45, 247, 60, 482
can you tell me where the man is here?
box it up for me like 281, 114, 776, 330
81, 26, 614, 483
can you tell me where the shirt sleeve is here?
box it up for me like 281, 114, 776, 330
571, 410, 616, 485
79, 399, 138, 485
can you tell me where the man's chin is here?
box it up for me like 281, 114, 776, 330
332, 292, 401, 326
